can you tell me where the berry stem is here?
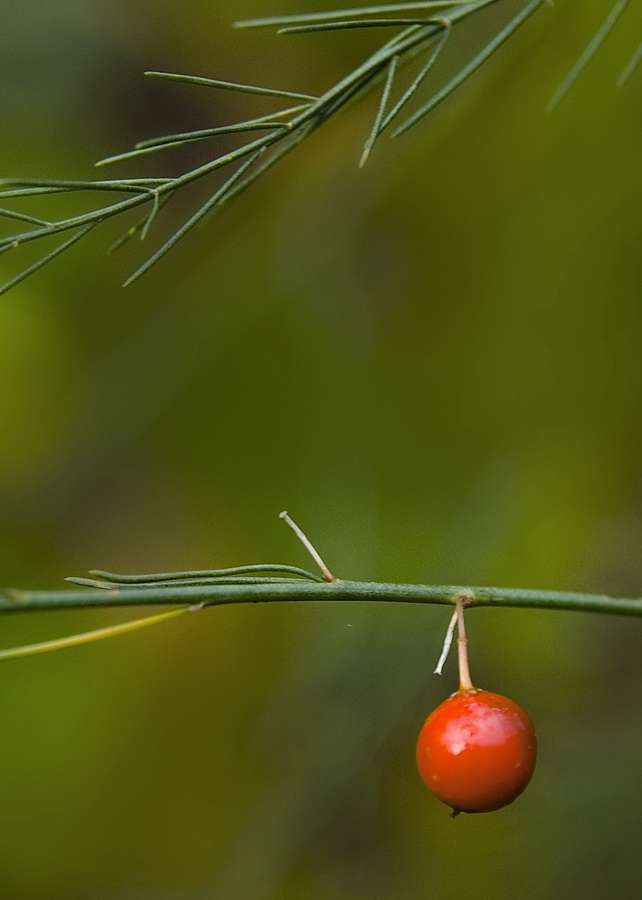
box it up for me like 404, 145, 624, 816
456, 592, 475, 692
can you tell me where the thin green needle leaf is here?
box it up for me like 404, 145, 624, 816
386, 21, 424, 47
279, 18, 428, 34
67, 576, 316, 587
122, 150, 262, 286
97, 121, 290, 168
379, 25, 449, 132
259, 103, 316, 120
136, 115, 297, 150
393, 0, 544, 136
215, 120, 318, 213
145, 70, 317, 101
150, 132, 277, 195
281, 0, 497, 139
0, 191, 159, 255
549, 0, 631, 110
109, 193, 175, 253
81, 564, 325, 583
137, 123, 291, 147
618, 39, 642, 86
0, 606, 197, 662
64, 578, 120, 590
96, 146, 175, 167
92, 150, 147, 168
0, 208, 52, 227
0, 178, 167, 196
0, 224, 95, 298
139, 189, 160, 240
237, 2, 470, 28
360, 54, 399, 166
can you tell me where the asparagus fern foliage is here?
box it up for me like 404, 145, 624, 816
0, 0, 637, 296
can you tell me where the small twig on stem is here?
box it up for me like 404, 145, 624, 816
279, 511, 338, 582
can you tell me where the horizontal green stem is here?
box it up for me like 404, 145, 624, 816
1, 580, 641, 617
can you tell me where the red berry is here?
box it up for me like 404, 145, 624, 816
416, 689, 537, 815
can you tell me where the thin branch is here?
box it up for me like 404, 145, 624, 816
5, 0, 636, 291
2, 579, 642, 617
0, 0, 546, 293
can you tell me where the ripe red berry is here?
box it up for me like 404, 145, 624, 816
416, 688, 537, 815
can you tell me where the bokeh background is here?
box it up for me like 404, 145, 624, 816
1, 1, 641, 897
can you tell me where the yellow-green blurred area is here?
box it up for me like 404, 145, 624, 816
1, 0, 641, 897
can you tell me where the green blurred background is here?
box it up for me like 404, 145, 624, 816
1, 1, 641, 897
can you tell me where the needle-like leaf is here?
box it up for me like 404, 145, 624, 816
4, 1, 627, 294
122, 149, 262, 286
548, 0, 631, 110
96, 121, 290, 167
236, 2, 469, 29
393, 0, 544, 136
80, 564, 325, 583
378, 24, 449, 133
109, 192, 175, 252
618, 38, 642, 86
145, 70, 318, 101
360, 54, 399, 166
0, 606, 196, 662
0, 224, 95, 297
279, 18, 429, 33
0, 208, 52, 226
135, 109, 303, 151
